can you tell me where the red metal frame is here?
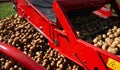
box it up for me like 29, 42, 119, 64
0, 42, 45, 70
7, 0, 120, 69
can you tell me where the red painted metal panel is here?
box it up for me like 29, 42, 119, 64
56, 0, 112, 10
93, 7, 112, 18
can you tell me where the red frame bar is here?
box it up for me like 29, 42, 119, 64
0, 42, 45, 70
12, 0, 120, 69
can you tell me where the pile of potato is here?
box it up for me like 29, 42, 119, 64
0, 13, 120, 69
93, 26, 120, 55
71, 14, 120, 55
0, 14, 83, 70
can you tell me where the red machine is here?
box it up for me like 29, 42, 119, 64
0, 0, 120, 70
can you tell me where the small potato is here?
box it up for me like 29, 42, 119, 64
93, 37, 99, 43
116, 28, 120, 34
94, 44, 99, 47
57, 60, 62, 67
15, 32, 20, 36
105, 38, 113, 45
36, 52, 40, 56
102, 34, 107, 39
76, 31, 80, 35
50, 61, 55, 66
112, 26, 117, 32
113, 26, 118, 31
9, 67, 14, 70
14, 14, 19, 18
102, 43, 108, 50
107, 47, 118, 54
59, 64, 63, 68
14, 65, 18, 69
110, 43, 117, 48
114, 32, 119, 37
14, 37, 19, 42
5, 62, 11, 69
113, 40, 119, 45
114, 37, 120, 43
97, 40, 103, 47
107, 31, 112, 36
42, 62, 46, 67
117, 44, 120, 48
108, 34, 115, 39
98, 35, 102, 40
46, 65, 50, 70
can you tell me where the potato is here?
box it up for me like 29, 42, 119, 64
94, 44, 99, 47
110, 43, 117, 48
113, 26, 117, 31
93, 37, 99, 43
107, 47, 118, 54
107, 31, 112, 36
102, 43, 108, 50
114, 32, 119, 37
97, 40, 103, 47
4, 62, 11, 69
116, 28, 120, 34
108, 34, 115, 39
105, 38, 113, 45
102, 34, 107, 39
117, 44, 120, 48
114, 37, 120, 43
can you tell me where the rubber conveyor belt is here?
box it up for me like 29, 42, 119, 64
29, 0, 56, 22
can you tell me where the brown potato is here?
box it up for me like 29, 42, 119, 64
114, 32, 119, 37
105, 38, 113, 45
116, 28, 120, 34
109, 34, 115, 39
110, 43, 117, 48
4, 62, 11, 69
102, 43, 108, 50
117, 44, 120, 48
102, 34, 107, 39
107, 47, 118, 54
93, 37, 99, 43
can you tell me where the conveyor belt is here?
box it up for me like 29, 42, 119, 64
29, 0, 56, 22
